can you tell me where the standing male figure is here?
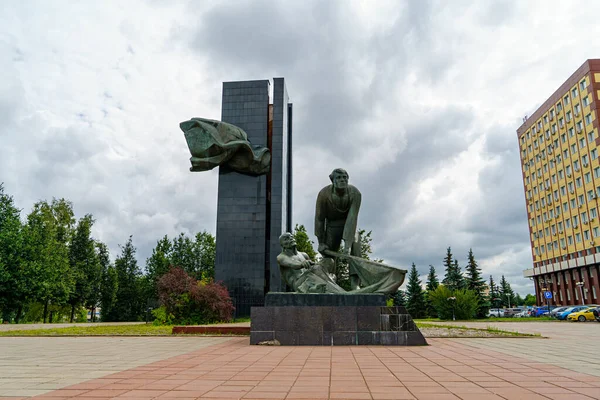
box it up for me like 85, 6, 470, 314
315, 168, 362, 288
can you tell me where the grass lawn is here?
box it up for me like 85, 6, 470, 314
0, 324, 175, 336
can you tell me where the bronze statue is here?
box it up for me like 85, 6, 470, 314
179, 117, 270, 175
276, 233, 346, 294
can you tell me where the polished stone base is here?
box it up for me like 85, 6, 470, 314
265, 292, 386, 307
250, 305, 427, 346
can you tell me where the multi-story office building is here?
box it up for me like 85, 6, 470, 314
518, 59, 600, 307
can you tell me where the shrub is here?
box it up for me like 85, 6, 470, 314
157, 266, 234, 325
428, 285, 478, 320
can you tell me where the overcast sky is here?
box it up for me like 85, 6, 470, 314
2, 1, 600, 295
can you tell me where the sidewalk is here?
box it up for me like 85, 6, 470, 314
1, 336, 598, 399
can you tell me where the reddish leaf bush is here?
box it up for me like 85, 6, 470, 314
156, 266, 234, 325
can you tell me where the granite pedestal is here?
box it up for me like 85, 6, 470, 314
251, 294, 427, 346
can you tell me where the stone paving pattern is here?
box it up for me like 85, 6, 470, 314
1, 322, 600, 399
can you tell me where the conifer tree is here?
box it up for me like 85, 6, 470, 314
406, 263, 427, 318
464, 248, 488, 318
111, 236, 144, 321
425, 265, 439, 318
442, 247, 464, 291
488, 275, 500, 308
499, 275, 515, 308
393, 290, 407, 307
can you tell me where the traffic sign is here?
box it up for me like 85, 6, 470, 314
544, 291, 552, 299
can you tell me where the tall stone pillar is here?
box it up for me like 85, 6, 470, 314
215, 79, 293, 317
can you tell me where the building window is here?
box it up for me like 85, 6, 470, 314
568, 289, 571, 301
594, 227, 599, 237
588, 130, 595, 142
584, 230, 590, 240
568, 235, 573, 245
565, 94, 570, 105
575, 104, 581, 115
572, 88, 579, 98
580, 139, 587, 150
591, 208, 597, 218
593, 286, 597, 299
585, 173, 592, 183
544, 115, 548, 125
592, 150, 598, 161
580, 79, 587, 91
586, 114, 593, 125
557, 102, 563, 112
590, 267, 594, 278
583, 96, 590, 107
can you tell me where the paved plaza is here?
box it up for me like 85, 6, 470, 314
0, 322, 598, 399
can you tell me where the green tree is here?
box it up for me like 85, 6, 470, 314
425, 265, 439, 318
488, 275, 501, 308
464, 249, 488, 318
293, 224, 316, 260
67, 214, 101, 322
514, 293, 524, 306
523, 293, 537, 306
428, 285, 478, 320
334, 228, 381, 290
405, 263, 427, 318
442, 247, 464, 291
194, 231, 216, 280
97, 242, 118, 321
22, 199, 75, 322
111, 236, 144, 321
499, 275, 515, 308
145, 235, 173, 296
393, 290, 407, 307
0, 183, 26, 323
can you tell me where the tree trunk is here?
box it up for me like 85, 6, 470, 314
91, 306, 96, 322
43, 299, 49, 323
70, 305, 75, 323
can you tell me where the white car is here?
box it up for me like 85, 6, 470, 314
488, 308, 505, 317
514, 311, 530, 318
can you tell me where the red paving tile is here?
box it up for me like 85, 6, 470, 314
7, 337, 596, 400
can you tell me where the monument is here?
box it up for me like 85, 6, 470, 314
181, 79, 292, 317
180, 78, 426, 345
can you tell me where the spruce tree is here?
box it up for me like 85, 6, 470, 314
499, 275, 515, 308
393, 290, 407, 307
112, 236, 143, 321
425, 265, 439, 318
442, 247, 464, 291
406, 263, 427, 318
488, 275, 500, 309
464, 249, 488, 318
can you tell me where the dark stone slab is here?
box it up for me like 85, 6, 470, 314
274, 331, 299, 345
250, 305, 427, 346
265, 293, 386, 307
357, 306, 380, 331
332, 331, 356, 345
250, 331, 274, 345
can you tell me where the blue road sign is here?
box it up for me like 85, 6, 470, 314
544, 291, 552, 299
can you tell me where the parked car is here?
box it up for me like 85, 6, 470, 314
488, 308, 505, 317
592, 307, 600, 322
567, 307, 597, 322
557, 306, 589, 320
514, 310, 530, 318
550, 306, 570, 318
531, 306, 550, 317
503, 308, 524, 317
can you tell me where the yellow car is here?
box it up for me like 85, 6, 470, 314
567, 307, 597, 322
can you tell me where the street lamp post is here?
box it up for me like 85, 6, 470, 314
575, 281, 585, 305
447, 297, 456, 321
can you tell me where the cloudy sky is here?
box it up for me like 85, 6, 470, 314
2, 0, 600, 295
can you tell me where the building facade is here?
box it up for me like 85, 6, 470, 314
518, 59, 600, 307
215, 79, 293, 317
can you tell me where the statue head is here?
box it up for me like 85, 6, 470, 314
329, 168, 349, 190
279, 232, 296, 250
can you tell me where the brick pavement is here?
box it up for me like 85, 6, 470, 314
1, 337, 597, 400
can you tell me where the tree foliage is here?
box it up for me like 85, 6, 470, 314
156, 266, 234, 325
425, 265, 439, 318
499, 275, 516, 308
428, 285, 478, 320
441, 247, 464, 291
464, 248, 488, 318
406, 263, 427, 318
293, 224, 316, 260
107, 236, 144, 321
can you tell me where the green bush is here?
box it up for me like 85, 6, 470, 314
428, 285, 479, 320
151, 306, 174, 326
